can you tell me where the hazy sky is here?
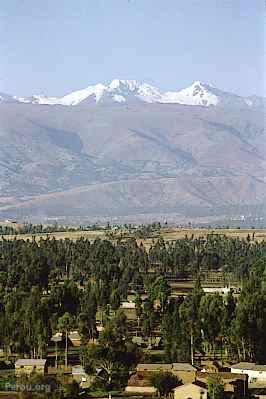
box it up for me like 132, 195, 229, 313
1, 0, 265, 97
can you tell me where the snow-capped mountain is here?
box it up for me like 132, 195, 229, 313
2, 79, 264, 108
0, 79, 264, 222
16, 79, 163, 106
161, 81, 219, 106
162, 81, 262, 108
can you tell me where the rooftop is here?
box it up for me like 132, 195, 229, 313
15, 359, 47, 367
137, 363, 172, 372
69, 331, 81, 341
173, 382, 207, 392
121, 301, 136, 309
137, 363, 197, 372
51, 332, 62, 342
72, 365, 86, 375
197, 371, 248, 381
173, 363, 197, 371
231, 363, 266, 372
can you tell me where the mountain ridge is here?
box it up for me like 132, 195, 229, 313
1, 79, 264, 108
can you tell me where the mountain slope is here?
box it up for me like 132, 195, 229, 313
0, 94, 265, 221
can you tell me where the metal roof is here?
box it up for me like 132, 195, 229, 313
231, 363, 266, 372
15, 359, 47, 367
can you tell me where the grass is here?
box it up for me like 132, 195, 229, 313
135, 227, 266, 249
1, 227, 265, 245
87, 389, 122, 397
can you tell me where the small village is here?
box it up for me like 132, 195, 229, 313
0, 226, 265, 399
6, 358, 266, 399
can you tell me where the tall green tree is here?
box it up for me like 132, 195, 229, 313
179, 278, 204, 364
57, 312, 75, 368
150, 372, 181, 397
207, 375, 224, 399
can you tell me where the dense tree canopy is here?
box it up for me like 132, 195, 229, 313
0, 232, 265, 382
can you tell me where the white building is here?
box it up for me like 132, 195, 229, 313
231, 362, 266, 383
121, 301, 136, 309
202, 287, 240, 295
15, 359, 47, 377
72, 365, 87, 381
72, 365, 91, 388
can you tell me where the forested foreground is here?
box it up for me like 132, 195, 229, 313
0, 234, 266, 385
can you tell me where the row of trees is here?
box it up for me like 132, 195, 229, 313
0, 223, 110, 236
162, 275, 266, 363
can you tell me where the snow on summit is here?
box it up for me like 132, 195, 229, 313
161, 81, 219, 106
6, 79, 261, 108
59, 83, 106, 105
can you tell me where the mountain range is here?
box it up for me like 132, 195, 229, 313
0, 79, 265, 223
1, 79, 264, 108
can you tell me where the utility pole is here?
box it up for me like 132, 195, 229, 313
51, 334, 62, 370
55, 341, 58, 368
65, 329, 68, 369
191, 326, 194, 365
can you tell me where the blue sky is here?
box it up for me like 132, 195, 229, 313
1, 0, 265, 97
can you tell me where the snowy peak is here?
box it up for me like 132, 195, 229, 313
106, 79, 162, 103
16, 79, 152, 106
16, 94, 61, 105
161, 81, 263, 108
2, 80, 264, 108
161, 80, 219, 106
60, 83, 106, 105
108, 79, 139, 91
17, 84, 107, 106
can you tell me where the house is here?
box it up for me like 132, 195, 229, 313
196, 371, 248, 398
135, 363, 197, 383
69, 331, 81, 347
72, 365, 92, 388
136, 363, 172, 373
51, 332, 62, 342
15, 359, 47, 377
72, 365, 87, 382
120, 301, 137, 320
125, 371, 157, 395
120, 301, 136, 309
172, 363, 197, 383
231, 362, 266, 383
173, 382, 208, 399
202, 287, 240, 295
126, 363, 197, 394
